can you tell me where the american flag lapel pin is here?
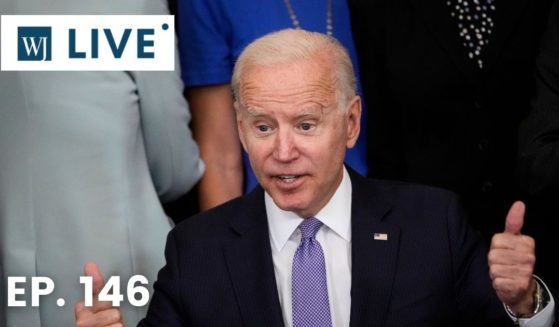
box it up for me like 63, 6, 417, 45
373, 233, 388, 241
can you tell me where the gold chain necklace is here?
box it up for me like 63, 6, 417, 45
283, 0, 333, 36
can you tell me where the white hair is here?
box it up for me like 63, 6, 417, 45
231, 29, 357, 110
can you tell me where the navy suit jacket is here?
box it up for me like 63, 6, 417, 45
140, 171, 518, 326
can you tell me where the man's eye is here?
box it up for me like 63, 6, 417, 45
301, 123, 312, 131
257, 125, 269, 132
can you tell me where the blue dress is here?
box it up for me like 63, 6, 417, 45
178, 0, 368, 192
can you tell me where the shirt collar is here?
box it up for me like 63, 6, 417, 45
266, 167, 352, 251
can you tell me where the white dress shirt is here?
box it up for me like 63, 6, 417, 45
510, 275, 555, 327
265, 167, 555, 327
266, 168, 353, 327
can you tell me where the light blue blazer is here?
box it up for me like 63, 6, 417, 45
0, 0, 204, 326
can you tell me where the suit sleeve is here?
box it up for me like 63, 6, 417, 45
517, 0, 559, 198
445, 194, 513, 326
132, 0, 204, 203
177, 0, 233, 87
139, 230, 187, 326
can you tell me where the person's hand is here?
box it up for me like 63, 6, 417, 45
488, 201, 537, 315
75, 262, 123, 327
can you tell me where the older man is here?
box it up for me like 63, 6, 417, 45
76, 29, 555, 326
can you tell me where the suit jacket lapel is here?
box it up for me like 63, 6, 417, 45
223, 187, 284, 327
222, 172, 404, 326
348, 171, 401, 327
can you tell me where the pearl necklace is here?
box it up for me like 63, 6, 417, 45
447, 0, 496, 69
283, 0, 333, 36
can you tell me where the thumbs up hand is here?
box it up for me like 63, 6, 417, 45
75, 262, 123, 327
488, 201, 538, 315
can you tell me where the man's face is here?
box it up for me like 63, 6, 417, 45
236, 53, 361, 218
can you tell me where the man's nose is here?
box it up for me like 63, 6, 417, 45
273, 128, 299, 162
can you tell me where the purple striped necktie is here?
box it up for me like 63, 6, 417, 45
292, 217, 333, 327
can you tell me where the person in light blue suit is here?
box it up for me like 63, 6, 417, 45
0, 0, 204, 326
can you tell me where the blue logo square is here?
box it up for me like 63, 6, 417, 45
18, 27, 52, 61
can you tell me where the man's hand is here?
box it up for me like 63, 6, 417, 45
75, 262, 123, 327
488, 201, 537, 315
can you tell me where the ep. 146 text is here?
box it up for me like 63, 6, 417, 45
6, 275, 150, 307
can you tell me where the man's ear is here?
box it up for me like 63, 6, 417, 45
234, 101, 248, 152
345, 95, 361, 148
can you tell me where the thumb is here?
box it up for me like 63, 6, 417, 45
84, 261, 105, 295
504, 201, 526, 235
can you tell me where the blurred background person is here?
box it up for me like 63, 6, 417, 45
349, 0, 555, 243
0, 0, 204, 326
517, 0, 559, 291
177, 0, 369, 210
